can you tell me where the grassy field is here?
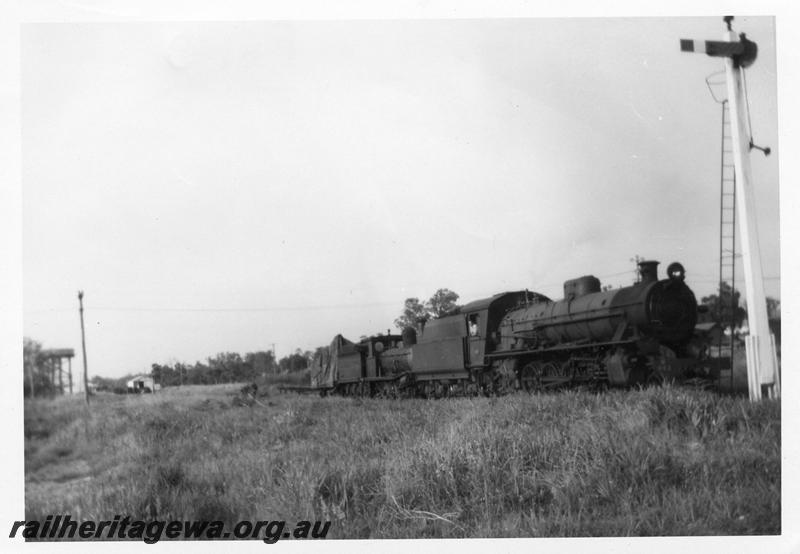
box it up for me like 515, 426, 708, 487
24, 382, 780, 538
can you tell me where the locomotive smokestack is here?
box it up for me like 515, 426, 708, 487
638, 260, 660, 283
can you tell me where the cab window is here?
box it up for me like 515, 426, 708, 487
468, 314, 480, 337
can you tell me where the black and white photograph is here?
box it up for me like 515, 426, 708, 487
2, 2, 796, 551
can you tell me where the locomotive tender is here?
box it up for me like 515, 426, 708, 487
308, 260, 704, 397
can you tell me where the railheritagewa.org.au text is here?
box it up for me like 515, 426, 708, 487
10, 515, 331, 543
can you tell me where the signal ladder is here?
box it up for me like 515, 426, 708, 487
717, 100, 737, 390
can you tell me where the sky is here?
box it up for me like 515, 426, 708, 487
19, 16, 781, 380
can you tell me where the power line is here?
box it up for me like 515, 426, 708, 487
691, 276, 780, 284
24, 300, 399, 314
23, 275, 782, 315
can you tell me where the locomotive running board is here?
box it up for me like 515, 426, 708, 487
485, 338, 637, 359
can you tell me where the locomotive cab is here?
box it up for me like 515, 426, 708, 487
411, 290, 549, 376
457, 290, 549, 370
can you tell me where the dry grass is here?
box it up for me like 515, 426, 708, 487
24, 383, 780, 538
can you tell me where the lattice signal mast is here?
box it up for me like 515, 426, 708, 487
680, 16, 779, 400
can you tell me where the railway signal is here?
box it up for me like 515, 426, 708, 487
680, 17, 779, 400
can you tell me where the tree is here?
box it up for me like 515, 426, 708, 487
23, 337, 45, 397
393, 297, 428, 332
191, 361, 211, 385
426, 288, 460, 318
279, 349, 309, 372
700, 282, 747, 331
394, 289, 462, 332
150, 363, 168, 387
207, 352, 247, 383
174, 362, 191, 385
90, 375, 127, 392
245, 351, 277, 376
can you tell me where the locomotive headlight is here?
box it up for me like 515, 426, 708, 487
666, 262, 686, 281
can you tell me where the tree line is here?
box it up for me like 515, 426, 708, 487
699, 281, 780, 340
88, 350, 318, 393
22, 339, 318, 396
23, 282, 780, 396
145, 349, 316, 389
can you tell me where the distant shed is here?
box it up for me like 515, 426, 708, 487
126, 375, 155, 393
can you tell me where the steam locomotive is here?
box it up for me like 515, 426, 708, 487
304, 260, 709, 397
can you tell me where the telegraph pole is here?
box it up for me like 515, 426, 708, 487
78, 290, 90, 406
681, 17, 779, 400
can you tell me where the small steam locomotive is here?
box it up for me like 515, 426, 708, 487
305, 260, 708, 397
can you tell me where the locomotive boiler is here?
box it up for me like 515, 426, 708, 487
494, 260, 699, 389
303, 259, 705, 397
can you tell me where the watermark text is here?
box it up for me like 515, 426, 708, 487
9, 515, 331, 543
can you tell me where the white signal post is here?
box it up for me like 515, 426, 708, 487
722, 30, 778, 400
681, 18, 779, 400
